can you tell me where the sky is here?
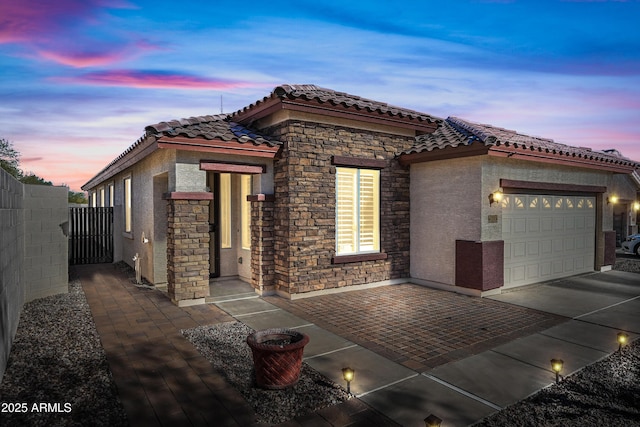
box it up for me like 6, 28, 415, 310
1, 0, 639, 192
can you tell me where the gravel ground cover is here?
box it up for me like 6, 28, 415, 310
182, 322, 351, 425
0, 279, 127, 427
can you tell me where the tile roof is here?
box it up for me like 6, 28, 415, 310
146, 114, 279, 147
83, 115, 278, 190
232, 84, 442, 125
404, 117, 640, 168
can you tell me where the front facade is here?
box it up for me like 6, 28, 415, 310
84, 85, 640, 305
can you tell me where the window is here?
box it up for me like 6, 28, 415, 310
108, 183, 114, 207
336, 167, 380, 255
220, 173, 232, 249
124, 176, 132, 233
91, 191, 97, 207
240, 175, 252, 250
99, 187, 105, 207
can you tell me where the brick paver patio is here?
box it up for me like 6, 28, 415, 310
265, 284, 568, 372
77, 264, 397, 426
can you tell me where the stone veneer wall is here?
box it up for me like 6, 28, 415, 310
267, 121, 415, 296
250, 195, 275, 294
166, 198, 211, 305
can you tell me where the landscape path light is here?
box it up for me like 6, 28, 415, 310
342, 367, 354, 393
551, 358, 564, 383
617, 332, 629, 351
424, 414, 443, 427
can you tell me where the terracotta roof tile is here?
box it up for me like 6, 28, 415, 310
233, 84, 441, 125
404, 117, 640, 168
146, 114, 279, 147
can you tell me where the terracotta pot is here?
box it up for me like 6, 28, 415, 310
246, 328, 310, 389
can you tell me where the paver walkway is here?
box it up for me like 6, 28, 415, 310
77, 264, 395, 426
265, 284, 566, 371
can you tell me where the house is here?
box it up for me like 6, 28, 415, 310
83, 84, 640, 306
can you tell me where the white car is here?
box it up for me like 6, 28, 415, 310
621, 234, 640, 256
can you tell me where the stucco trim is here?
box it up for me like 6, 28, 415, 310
331, 252, 388, 264
200, 161, 266, 174
500, 179, 607, 194
331, 155, 387, 169
163, 192, 214, 200
157, 137, 280, 158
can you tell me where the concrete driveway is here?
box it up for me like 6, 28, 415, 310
211, 269, 639, 426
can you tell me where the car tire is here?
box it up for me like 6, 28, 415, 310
636, 244, 640, 257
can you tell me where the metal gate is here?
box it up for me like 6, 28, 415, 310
69, 207, 114, 265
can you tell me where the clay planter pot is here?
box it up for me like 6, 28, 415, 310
246, 328, 310, 389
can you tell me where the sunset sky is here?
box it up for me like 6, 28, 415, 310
1, 0, 639, 191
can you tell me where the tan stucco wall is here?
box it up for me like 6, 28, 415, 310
410, 154, 630, 287
410, 157, 483, 285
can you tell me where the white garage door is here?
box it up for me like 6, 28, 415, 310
502, 194, 595, 288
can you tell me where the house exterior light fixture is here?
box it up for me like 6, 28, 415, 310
633, 201, 640, 211
607, 195, 619, 205
551, 358, 564, 383
424, 414, 443, 427
342, 367, 354, 393
617, 332, 629, 351
489, 190, 503, 206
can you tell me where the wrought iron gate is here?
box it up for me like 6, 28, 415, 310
69, 207, 114, 265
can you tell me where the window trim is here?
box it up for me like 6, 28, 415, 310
123, 175, 132, 236
334, 164, 381, 260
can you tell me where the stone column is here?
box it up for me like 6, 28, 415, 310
249, 194, 275, 295
165, 192, 212, 306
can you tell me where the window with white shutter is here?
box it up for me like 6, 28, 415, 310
336, 167, 380, 255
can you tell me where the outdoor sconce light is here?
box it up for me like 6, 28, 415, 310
607, 195, 619, 205
424, 414, 443, 427
633, 201, 640, 212
489, 190, 503, 206
342, 367, 354, 393
617, 332, 629, 351
550, 358, 564, 383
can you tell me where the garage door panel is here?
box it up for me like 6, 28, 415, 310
503, 194, 595, 288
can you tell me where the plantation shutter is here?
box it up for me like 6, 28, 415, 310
359, 169, 380, 252
336, 167, 380, 255
336, 168, 358, 254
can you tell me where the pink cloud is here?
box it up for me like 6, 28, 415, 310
55, 70, 263, 90
36, 50, 130, 68
0, 0, 131, 44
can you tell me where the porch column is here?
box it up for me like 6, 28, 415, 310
165, 192, 212, 306
249, 194, 275, 295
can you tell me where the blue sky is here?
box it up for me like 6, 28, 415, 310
1, 0, 639, 191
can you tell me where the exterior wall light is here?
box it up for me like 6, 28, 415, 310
633, 201, 640, 211
607, 195, 619, 205
617, 332, 629, 351
424, 414, 443, 427
342, 367, 354, 393
550, 358, 564, 383
489, 190, 503, 206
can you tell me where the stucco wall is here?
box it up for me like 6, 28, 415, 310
410, 157, 483, 286
410, 154, 625, 287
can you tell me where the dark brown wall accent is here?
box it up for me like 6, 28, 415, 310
603, 230, 617, 266
455, 240, 504, 291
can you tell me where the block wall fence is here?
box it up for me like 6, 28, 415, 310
0, 168, 68, 383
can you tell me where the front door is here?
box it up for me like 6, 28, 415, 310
208, 173, 221, 278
